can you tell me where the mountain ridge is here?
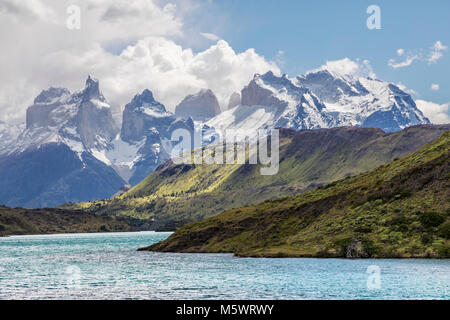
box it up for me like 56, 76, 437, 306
0, 205, 135, 236
64, 124, 450, 231
0, 64, 435, 208
142, 129, 450, 258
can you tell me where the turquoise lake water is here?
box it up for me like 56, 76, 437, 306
0, 231, 449, 300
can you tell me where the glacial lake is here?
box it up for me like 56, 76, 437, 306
0, 231, 449, 300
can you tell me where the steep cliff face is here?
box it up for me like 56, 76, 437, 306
18, 76, 119, 157
107, 89, 197, 185
26, 87, 73, 129
76, 76, 118, 149
175, 89, 221, 122
121, 89, 173, 143
227, 92, 241, 110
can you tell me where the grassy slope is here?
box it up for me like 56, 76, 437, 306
63, 125, 450, 231
0, 206, 135, 236
144, 131, 450, 258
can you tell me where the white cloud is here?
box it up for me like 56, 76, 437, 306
275, 50, 285, 67
313, 58, 376, 78
0, 36, 278, 121
0, 0, 57, 23
416, 100, 450, 124
0, 0, 278, 121
388, 54, 420, 69
427, 41, 447, 64
430, 84, 440, 91
389, 41, 447, 69
200, 32, 220, 41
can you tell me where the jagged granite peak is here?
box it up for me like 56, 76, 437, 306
121, 89, 172, 143
0, 77, 123, 208
128, 89, 166, 113
83, 75, 104, 101
227, 92, 241, 110
175, 89, 221, 122
26, 87, 73, 129
11, 76, 118, 156
34, 87, 71, 104
76, 76, 118, 149
113, 89, 198, 185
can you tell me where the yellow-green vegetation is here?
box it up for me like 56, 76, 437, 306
63, 125, 450, 231
0, 206, 135, 236
143, 130, 450, 258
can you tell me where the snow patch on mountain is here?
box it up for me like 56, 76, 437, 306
208, 71, 335, 138
0, 121, 24, 155
297, 68, 429, 132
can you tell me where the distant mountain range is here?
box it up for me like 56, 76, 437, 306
65, 125, 449, 231
142, 130, 450, 258
0, 78, 196, 208
0, 65, 434, 208
208, 70, 429, 135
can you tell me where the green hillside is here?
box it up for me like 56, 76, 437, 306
143, 130, 450, 258
64, 125, 450, 231
0, 206, 135, 236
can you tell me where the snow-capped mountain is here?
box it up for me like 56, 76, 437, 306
0, 121, 23, 155
207, 69, 429, 135
175, 89, 221, 121
106, 89, 195, 185
0, 77, 125, 208
0, 80, 203, 208
4, 76, 119, 158
207, 71, 336, 135
296, 69, 430, 132
0, 63, 432, 208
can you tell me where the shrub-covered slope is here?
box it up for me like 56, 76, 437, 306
144, 131, 450, 258
0, 206, 135, 236
65, 125, 450, 231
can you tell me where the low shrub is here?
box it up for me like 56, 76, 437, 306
419, 211, 445, 228
438, 221, 450, 239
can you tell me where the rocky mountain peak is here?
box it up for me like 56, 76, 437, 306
77, 78, 117, 149
83, 75, 103, 101
34, 87, 71, 104
175, 89, 221, 122
26, 86, 76, 130
128, 89, 166, 113
241, 71, 309, 110
227, 92, 241, 110
296, 70, 369, 103
121, 90, 173, 143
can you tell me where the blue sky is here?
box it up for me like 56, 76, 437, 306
188, 0, 449, 104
